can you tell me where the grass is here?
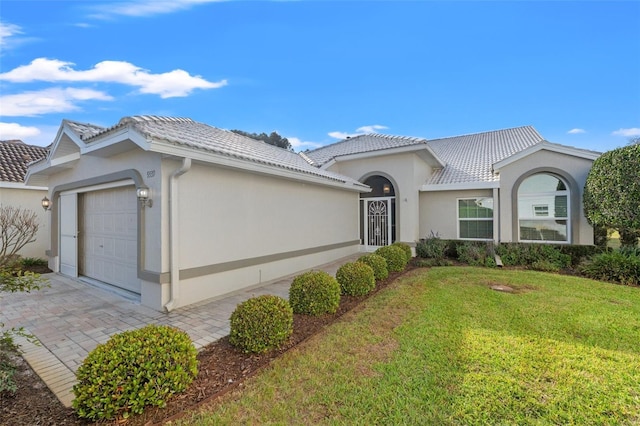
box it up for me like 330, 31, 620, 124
174, 267, 640, 425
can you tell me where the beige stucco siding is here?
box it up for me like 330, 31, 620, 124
497, 150, 594, 244
0, 186, 49, 259
326, 152, 433, 244
419, 189, 494, 240
162, 158, 360, 308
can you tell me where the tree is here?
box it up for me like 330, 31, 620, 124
583, 144, 640, 247
231, 130, 292, 151
0, 205, 39, 267
0, 205, 48, 393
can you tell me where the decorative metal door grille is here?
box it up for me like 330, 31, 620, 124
367, 200, 388, 247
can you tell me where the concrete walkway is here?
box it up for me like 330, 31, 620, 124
1, 254, 360, 407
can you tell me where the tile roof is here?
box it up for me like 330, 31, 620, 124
425, 126, 544, 185
0, 140, 49, 183
84, 116, 365, 187
304, 133, 428, 166
63, 120, 106, 140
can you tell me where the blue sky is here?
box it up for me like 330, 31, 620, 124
1, 1, 638, 152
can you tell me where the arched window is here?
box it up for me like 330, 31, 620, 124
517, 173, 569, 242
360, 175, 396, 247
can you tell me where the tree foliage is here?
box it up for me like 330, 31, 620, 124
583, 144, 640, 246
231, 130, 292, 151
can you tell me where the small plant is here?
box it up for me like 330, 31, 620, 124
416, 232, 448, 259
20, 257, 48, 267
229, 295, 293, 354
289, 270, 341, 316
72, 324, 198, 421
456, 241, 489, 267
375, 245, 408, 272
336, 262, 376, 296
579, 250, 640, 285
392, 242, 412, 263
357, 253, 388, 281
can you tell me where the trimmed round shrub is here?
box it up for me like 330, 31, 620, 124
357, 253, 389, 281
392, 242, 412, 263
336, 262, 376, 296
229, 295, 293, 354
375, 245, 408, 272
289, 270, 341, 316
72, 324, 198, 421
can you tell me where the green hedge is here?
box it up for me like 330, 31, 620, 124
579, 250, 640, 285
336, 262, 376, 296
375, 245, 408, 272
289, 270, 341, 316
73, 325, 198, 421
357, 253, 388, 281
229, 295, 293, 353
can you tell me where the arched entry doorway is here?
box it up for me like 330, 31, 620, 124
360, 175, 396, 249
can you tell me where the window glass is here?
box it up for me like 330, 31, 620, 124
458, 198, 493, 239
518, 174, 569, 242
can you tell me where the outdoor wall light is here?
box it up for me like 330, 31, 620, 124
136, 187, 153, 208
383, 184, 391, 194
41, 196, 51, 211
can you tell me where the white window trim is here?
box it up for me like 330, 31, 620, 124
456, 197, 494, 241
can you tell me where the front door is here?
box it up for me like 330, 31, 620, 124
362, 197, 393, 249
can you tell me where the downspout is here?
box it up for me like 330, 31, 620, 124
164, 157, 192, 312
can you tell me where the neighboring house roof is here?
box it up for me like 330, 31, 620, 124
425, 126, 544, 186
0, 140, 48, 184
304, 133, 431, 166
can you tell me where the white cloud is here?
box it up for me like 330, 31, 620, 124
612, 128, 640, 137
356, 124, 388, 133
287, 136, 322, 151
0, 87, 113, 116
567, 128, 586, 134
0, 122, 41, 140
88, 0, 223, 19
0, 58, 227, 98
329, 124, 389, 140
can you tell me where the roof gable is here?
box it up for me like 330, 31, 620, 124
0, 140, 48, 183
492, 140, 601, 171
304, 133, 432, 166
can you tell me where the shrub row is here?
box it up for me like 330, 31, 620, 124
415, 234, 638, 284
73, 246, 415, 421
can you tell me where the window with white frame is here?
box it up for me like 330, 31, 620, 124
518, 174, 569, 242
458, 198, 494, 240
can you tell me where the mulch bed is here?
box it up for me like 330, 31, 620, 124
1, 265, 415, 426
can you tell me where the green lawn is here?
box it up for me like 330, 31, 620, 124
174, 267, 640, 425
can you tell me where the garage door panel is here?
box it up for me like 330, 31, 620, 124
80, 186, 140, 294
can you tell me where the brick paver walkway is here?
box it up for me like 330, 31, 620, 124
1, 254, 360, 407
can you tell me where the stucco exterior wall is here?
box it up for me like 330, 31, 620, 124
326, 152, 433, 245
497, 150, 594, 245
419, 189, 494, 240
161, 158, 360, 308
0, 186, 50, 259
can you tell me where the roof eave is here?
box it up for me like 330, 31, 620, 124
493, 140, 601, 172
150, 141, 370, 193
420, 181, 500, 192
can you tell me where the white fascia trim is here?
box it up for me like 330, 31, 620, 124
82, 127, 150, 154
0, 182, 47, 190
50, 152, 80, 166
327, 144, 445, 168
150, 142, 369, 193
493, 141, 601, 171
421, 181, 500, 192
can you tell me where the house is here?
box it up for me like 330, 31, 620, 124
0, 140, 49, 259
26, 116, 600, 312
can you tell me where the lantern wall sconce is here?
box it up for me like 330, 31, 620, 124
383, 183, 391, 194
41, 196, 51, 211
136, 187, 153, 208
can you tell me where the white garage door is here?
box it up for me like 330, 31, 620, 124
79, 186, 140, 294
